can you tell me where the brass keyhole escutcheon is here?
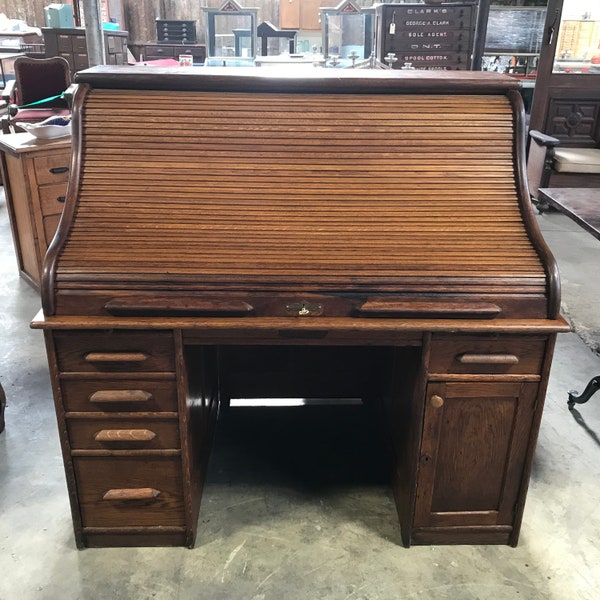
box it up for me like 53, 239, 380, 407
430, 394, 444, 408
285, 301, 323, 317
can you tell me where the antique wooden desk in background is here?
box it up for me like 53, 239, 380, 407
32, 67, 569, 549
0, 133, 71, 289
538, 188, 600, 408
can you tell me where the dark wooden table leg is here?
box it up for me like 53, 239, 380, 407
568, 375, 600, 409
0, 382, 5, 433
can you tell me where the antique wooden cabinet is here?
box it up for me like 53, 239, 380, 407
142, 43, 206, 64
413, 334, 549, 543
42, 28, 129, 74
32, 67, 568, 549
0, 133, 71, 289
375, 2, 478, 69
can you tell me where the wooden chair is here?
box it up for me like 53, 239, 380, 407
1, 56, 71, 134
527, 130, 600, 212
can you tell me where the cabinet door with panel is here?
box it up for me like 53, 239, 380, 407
414, 380, 539, 534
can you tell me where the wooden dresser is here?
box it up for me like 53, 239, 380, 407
0, 134, 71, 289
32, 67, 569, 549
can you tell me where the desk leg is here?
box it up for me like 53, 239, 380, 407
568, 376, 600, 408
0, 382, 5, 433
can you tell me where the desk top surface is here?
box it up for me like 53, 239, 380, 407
0, 132, 71, 156
538, 188, 600, 241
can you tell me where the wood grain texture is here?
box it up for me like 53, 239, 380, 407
48, 83, 549, 316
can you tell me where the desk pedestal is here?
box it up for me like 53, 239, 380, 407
34, 316, 562, 548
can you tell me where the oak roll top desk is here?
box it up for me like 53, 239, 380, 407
32, 66, 569, 549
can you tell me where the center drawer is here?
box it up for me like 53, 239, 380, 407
54, 331, 176, 373
73, 455, 186, 528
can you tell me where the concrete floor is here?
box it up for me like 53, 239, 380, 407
1, 187, 599, 600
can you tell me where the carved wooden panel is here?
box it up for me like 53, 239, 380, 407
546, 98, 600, 147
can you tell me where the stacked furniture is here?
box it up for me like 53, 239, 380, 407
42, 28, 129, 75
143, 19, 206, 64
33, 67, 568, 548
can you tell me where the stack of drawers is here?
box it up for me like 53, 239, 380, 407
36, 153, 70, 248
375, 2, 477, 70
51, 330, 190, 548
42, 28, 129, 75
142, 43, 206, 64
156, 19, 197, 44
0, 133, 71, 289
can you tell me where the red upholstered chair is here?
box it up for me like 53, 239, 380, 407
1, 56, 71, 134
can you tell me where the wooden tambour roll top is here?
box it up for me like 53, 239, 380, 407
42, 67, 560, 321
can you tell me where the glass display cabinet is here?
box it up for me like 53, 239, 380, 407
203, 0, 258, 59
320, 0, 374, 67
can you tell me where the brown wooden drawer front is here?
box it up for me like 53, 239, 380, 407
144, 44, 175, 58
57, 34, 74, 52
54, 331, 176, 373
67, 417, 180, 450
43, 213, 61, 247
72, 35, 88, 53
61, 378, 178, 412
429, 335, 546, 375
33, 154, 70, 185
39, 183, 67, 216
73, 456, 185, 527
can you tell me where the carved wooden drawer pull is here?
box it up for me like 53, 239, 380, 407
94, 429, 157, 442
457, 353, 519, 365
103, 488, 160, 501
430, 395, 444, 408
84, 352, 149, 363
89, 390, 152, 403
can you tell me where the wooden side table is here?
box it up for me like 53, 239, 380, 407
0, 133, 71, 289
538, 188, 600, 409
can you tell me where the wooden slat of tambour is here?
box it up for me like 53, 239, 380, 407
56, 90, 545, 292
